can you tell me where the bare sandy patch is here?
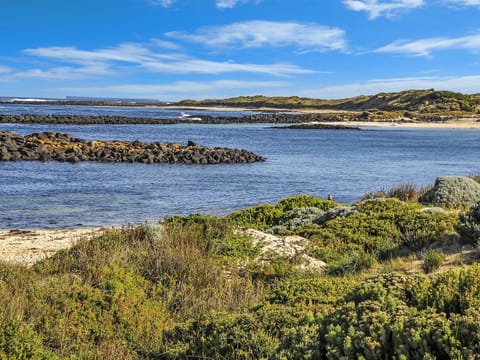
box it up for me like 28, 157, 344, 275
243, 228, 326, 271
0, 228, 108, 267
322, 119, 480, 129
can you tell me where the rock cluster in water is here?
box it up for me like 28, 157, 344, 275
0, 131, 265, 164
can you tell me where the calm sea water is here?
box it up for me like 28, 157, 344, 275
1, 104, 479, 229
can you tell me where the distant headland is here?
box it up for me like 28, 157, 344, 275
1, 89, 480, 125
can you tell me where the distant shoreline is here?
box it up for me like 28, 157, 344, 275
0, 112, 479, 129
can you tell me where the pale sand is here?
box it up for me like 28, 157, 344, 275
324, 119, 480, 129
0, 228, 108, 267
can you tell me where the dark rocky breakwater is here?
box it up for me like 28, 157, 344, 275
0, 131, 265, 164
0, 113, 353, 125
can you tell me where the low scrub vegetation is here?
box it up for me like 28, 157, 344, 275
422, 249, 445, 273
1, 186, 479, 358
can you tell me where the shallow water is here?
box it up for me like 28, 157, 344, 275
1, 105, 480, 229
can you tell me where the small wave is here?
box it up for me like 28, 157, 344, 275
8, 98, 48, 102
179, 112, 202, 121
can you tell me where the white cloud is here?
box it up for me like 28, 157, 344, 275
216, 0, 242, 8
298, 75, 480, 99
151, 39, 182, 50
20, 42, 313, 78
216, 0, 258, 9
343, 0, 424, 19
58, 80, 287, 100
444, 0, 480, 6
376, 34, 480, 56
167, 20, 347, 51
150, 0, 260, 9
0, 66, 13, 74
150, 0, 176, 7
140, 58, 313, 75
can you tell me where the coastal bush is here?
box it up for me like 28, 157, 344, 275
28, 222, 263, 358
304, 199, 457, 273
361, 183, 430, 203
226, 203, 284, 230
160, 265, 480, 358
0, 193, 475, 358
456, 201, 480, 245
273, 207, 325, 232
226, 195, 338, 230
266, 276, 360, 306
314, 205, 358, 225
420, 176, 480, 209
422, 250, 445, 273
327, 251, 378, 275
470, 172, 480, 184
317, 266, 480, 359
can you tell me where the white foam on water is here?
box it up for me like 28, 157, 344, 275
8, 98, 48, 102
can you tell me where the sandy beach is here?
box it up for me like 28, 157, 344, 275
0, 228, 108, 266
323, 119, 480, 129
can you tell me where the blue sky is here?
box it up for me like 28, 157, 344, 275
2, 0, 480, 100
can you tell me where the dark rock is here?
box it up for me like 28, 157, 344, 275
0, 131, 264, 165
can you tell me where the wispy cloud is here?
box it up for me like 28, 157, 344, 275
150, 0, 260, 9
0, 66, 13, 74
150, 0, 176, 7
343, 0, 424, 19
376, 34, 480, 56
140, 58, 313, 75
298, 74, 480, 99
20, 42, 313, 78
216, 0, 260, 9
59, 80, 286, 100
216, 0, 243, 8
151, 39, 182, 50
444, 0, 480, 7
0, 63, 111, 82
167, 20, 347, 52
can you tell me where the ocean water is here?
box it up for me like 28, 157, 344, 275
1, 105, 480, 229
0, 103, 256, 118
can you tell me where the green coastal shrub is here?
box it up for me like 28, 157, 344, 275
456, 201, 480, 245
314, 205, 358, 225
361, 183, 430, 203
327, 252, 377, 275
422, 250, 445, 273
318, 266, 480, 359
164, 213, 260, 261
272, 207, 325, 233
226, 195, 338, 230
420, 176, 480, 209
305, 199, 457, 273
266, 276, 360, 306
0, 191, 475, 359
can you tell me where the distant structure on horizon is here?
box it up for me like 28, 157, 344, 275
65, 96, 160, 103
